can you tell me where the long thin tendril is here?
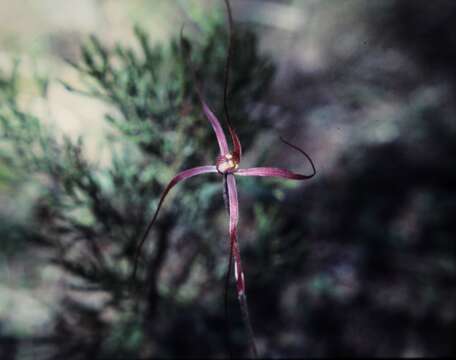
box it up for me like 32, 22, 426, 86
280, 136, 317, 178
222, 0, 242, 159
223, 0, 234, 129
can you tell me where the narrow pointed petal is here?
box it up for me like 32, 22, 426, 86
236, 138, 316, 180
179, 31, 230, 155
226, 174, 245, 296
220, 0, 242, 161
228, 126, 242, 159
132, 165, 217, 281
226, 173, 258, 357
236, 166, 314, 179
201, 100, 230, 155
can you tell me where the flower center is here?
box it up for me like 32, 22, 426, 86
216, 153, 239, 174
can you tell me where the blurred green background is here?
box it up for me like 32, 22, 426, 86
1, 0, 455, 358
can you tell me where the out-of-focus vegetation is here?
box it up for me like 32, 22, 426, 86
1, 5, 275, 358
1, 0, 455, 358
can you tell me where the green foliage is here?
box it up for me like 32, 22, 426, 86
63, 23, 273, 163
0, 16, 275, 358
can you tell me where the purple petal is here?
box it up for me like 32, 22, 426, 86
228, 126, 242, 160
179, 31, 230, 156
226, 174, 258, 358
235, 167, 314, 179
133, 165, 217, 280
201, 100, 230, 156
226, 174, 246, 296
236, 138, 316, 180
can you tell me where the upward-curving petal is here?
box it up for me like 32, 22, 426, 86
228, 126, 242, 160
132, 165, 217, 281
200, 99, 230, 155
220, 0, 241, 160
179, 30, 230, 156
236, 138, 316, 180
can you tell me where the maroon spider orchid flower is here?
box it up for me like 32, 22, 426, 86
133, 102, 316, 356
132, 1, 316, 357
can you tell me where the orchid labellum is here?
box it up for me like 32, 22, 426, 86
133, 0, 316, 357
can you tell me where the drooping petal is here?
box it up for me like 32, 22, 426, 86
132, 165, 217, 280
226, 174, 245, 295
226, 173, 258, 357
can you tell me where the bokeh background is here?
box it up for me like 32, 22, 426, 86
1, 0, 455, 358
